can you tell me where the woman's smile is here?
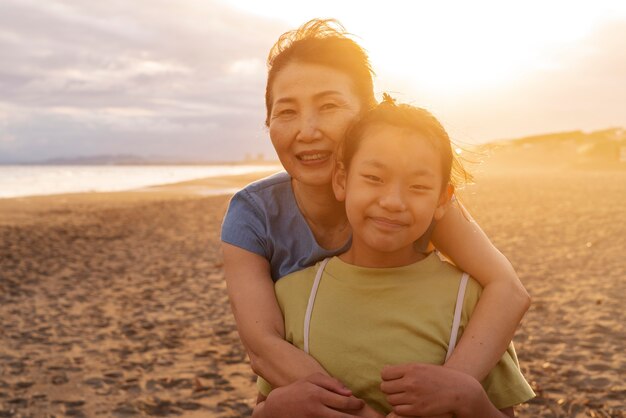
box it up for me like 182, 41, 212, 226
295, 150, 333, 164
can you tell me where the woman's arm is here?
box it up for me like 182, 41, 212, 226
222, 242, 350, 389
430, 202, 531, 380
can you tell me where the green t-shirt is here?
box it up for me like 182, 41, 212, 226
259, 253, 535, 413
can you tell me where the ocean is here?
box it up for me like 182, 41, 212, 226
0, 164, 281, 199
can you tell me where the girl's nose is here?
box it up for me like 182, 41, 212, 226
379, 186, 406, 212
296, 114, 322, 142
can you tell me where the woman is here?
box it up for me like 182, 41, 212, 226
221, 19, 530, 416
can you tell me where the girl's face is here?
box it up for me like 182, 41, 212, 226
334, 124, 452, 267
268, 62, 362, 187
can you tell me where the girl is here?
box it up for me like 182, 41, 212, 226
254, 98, 534, 417
221, 19, 530, 416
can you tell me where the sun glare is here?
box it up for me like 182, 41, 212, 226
353, 2, 607, 95
226, 0, 626, 95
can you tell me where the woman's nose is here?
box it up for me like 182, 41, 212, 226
296, 113, 322, 142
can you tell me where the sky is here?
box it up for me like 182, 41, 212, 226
0, 0, 625, 163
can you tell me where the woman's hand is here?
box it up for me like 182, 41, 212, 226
253, 373, 366, 418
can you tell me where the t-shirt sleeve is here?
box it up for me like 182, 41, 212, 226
481, 342, 536, 409
256, 375, 273, 397
221, 189, 269, 259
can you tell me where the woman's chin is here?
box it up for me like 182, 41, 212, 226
292, 170, 333, 188
289, 162, 334, 187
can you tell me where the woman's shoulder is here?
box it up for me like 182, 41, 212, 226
229, 170, 298, 219
238, 170, 291, 196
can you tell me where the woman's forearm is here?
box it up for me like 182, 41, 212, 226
249, 334, 329, 386
444, 279, 529, 379
453, 371, 515, 417
252, 401, 269, 418
431, 202, 530, 380
457, 386, 515, 418
457, 382, 515, 418
222, 242, 329, 387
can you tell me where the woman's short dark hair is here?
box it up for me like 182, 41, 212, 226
265, 19, 376, 126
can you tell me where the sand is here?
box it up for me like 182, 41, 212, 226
1, 163, 624, 417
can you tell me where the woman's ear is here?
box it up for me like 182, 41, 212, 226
434, 183, 454, 221
333, 162, 347, 202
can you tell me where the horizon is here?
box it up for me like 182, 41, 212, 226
1, 125, 625, 165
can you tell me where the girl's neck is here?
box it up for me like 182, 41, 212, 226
292, 179, 350, 249
339, 246, 426, 268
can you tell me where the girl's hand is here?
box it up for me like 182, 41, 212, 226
380, 363, 480, 417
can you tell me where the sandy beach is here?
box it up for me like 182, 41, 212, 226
1, 160, 624, 417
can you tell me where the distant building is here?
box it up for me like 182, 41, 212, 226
244, 153, 266, 163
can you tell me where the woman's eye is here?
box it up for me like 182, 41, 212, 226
273, 109, 296, 119
321, 102, 339, 110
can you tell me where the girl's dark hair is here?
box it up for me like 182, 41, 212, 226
265, 18, 376, 126
339, 94, 471, 188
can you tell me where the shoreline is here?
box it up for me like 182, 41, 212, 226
0, 164, 283, 200
0, 170, 281, 226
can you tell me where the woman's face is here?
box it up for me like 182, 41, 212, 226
268, 62, 362, 187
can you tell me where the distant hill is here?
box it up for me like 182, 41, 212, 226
35, 154, 150, 165
6, 154, 279, 166
479, 127, 626, 170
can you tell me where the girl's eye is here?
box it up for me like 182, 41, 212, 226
410, 184, 431, 191
363, 174, 382, 182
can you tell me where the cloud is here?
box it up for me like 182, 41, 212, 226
0, 0, 285, 162
0, 1, 624, 163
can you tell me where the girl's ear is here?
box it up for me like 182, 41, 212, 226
333, 162, 347, 202
434, 183, 454, 221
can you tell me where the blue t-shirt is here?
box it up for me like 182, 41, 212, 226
221, 171, 351, 281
